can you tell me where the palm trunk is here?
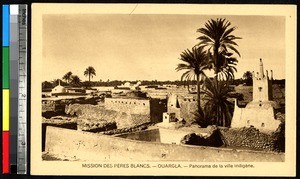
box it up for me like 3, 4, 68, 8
196, 75, 201, 111
187, 81, 191, 93
214, 47, 218, 80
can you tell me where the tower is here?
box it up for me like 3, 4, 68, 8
252, 59, 272, 101
231, 58, 280, 133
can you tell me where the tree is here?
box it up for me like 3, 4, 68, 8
62, 71, 73, 84
52, 79, 60, 86
197, 18, 241, 80
84, 66, 96, 82
214, 51, 238, 81
42, 81, 53, 89
202, 78, 234, 127
176, 46, 209, 112
243, 71, 253, 86
71, 75, 81, 86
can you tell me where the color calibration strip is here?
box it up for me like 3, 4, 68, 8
2, 4, 10, 174
17, 5, 28, 174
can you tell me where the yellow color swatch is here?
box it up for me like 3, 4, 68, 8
2, 89, 9, 131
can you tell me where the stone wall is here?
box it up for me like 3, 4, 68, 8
220, 124, 285, 152
42, 101, 56, 112
45, 126, 284, 162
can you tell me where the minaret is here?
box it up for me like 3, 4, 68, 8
252, 58, 271, 102
259, 58, 264, 78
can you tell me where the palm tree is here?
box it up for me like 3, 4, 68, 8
176, 46, 209, 112
243, 71, 253, 86
216, 51, 238, 81
202, 78, 233, 127
71, 75, 81, 86
62, 71, 72, 84
197, 18, 241, 80
84, 66, 96, 82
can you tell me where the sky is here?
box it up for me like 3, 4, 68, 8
42, 14, 285, 82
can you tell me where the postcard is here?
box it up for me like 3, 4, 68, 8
31, 3, 296, 176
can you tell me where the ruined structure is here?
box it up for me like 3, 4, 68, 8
162, 112, 176, 124
166, 94, 198, 124
231, 59, 281, 133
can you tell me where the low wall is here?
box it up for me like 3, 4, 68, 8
116, 128, 191, 145
45, 126, 284, 162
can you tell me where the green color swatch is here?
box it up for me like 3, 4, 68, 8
2, 47, 9, 88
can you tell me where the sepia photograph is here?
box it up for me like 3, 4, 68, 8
31, 4, 296, 176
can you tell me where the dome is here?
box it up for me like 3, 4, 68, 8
124, 82, 131, 87
51, 84, 66, 94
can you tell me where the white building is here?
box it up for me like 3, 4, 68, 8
231, 59, 281, 133
51, 81, 66, 95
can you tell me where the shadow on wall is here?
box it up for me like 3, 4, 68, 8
150, 98, 167, 123
42, 121, 77, 151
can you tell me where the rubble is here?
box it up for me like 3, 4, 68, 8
180, 125, 224, 147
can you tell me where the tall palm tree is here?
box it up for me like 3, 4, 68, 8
176, 46, 209, 112
197, 18, 241, 80
202, 78, 233, 127
62, 71, 72, 84
71, 75, 81, 87
84, 66, 96, 82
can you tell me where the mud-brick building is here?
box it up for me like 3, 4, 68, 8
105, 95, 167, 124
166, 93, 198, 124
231, 59, 281, 133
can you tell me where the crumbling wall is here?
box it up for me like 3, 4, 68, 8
220, 124, 285, 152
42, 101, 56, 112
42, 100, 66, 118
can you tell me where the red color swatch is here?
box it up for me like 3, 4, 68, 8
2, 131, 10, 173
